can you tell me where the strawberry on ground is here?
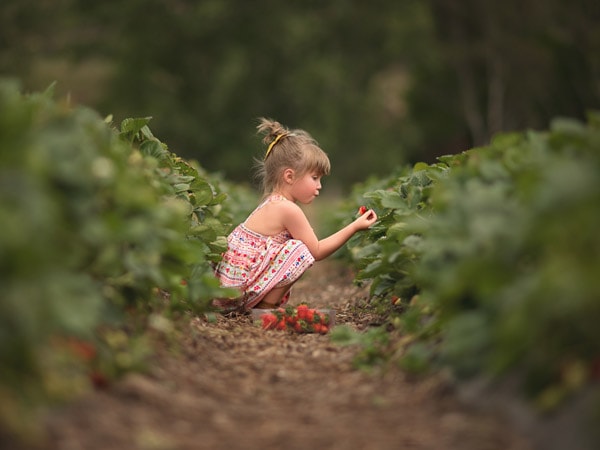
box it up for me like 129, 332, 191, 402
275, 319, 287, 331
261, 313, 278, 330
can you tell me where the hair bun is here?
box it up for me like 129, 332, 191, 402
257, 117, 289, 145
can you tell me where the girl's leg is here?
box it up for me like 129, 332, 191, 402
255, 282, 295, 309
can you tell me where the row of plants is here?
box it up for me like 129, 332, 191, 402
3, 76, 597, 442
330, 113, 600, 429
0, 80, 254, 441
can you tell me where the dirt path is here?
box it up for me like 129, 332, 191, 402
33, 260, 532, 450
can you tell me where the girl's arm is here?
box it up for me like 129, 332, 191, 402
282, 202, 377, 261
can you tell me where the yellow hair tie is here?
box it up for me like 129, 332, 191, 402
265, 133, 285, 160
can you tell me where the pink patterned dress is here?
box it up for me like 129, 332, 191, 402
213, 195, 315, 312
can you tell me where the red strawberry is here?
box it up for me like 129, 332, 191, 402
315, 312, 328, 324
89, 371, 109, 389
358, 205, 367, 215
296, 304, 309, 320
261, 313, 278, 330
276, 319, 287, 331
66, 338, 97, 361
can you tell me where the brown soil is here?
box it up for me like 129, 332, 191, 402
25, 260, 533, 450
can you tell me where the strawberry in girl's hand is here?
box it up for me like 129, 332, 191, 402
357, 205, 377, 222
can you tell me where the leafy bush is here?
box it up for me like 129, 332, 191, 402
0, 80, 248, 439
337, 113, 600, 414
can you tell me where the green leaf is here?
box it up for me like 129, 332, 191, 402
140, 139, 166, 159
413, 162, 430, 171
550, 117, 585, 135
173, 183, 190, 193
398, 342, 431, 374
120, 116, 152, 135
379, 191, 408, 209
191, 180, 215, 205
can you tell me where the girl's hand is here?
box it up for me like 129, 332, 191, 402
354, 207, 377, 230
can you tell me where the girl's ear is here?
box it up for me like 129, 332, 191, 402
283, 168, 295, 184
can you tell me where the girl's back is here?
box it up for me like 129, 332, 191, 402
244, 195, 291, 237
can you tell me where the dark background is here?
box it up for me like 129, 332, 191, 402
2, 0, 598, 188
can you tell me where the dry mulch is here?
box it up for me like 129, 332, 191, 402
22, 260, 533, 450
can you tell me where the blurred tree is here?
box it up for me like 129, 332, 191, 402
425, 0, 600, 147
1, 0, 598, 186
0, 0, 432, 186
92, 0, 432, 186
0, 0, 70, 74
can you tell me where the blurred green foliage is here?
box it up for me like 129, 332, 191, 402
0, 80, 252, 440
1, 0, 598, 186
333, 113, 600, 427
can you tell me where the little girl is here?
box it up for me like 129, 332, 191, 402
213, 118, 377, 313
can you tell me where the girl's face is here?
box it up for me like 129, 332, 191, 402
291, 171, 322, 204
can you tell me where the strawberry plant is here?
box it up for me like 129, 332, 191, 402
334, 162, 445, 301
115, 116, 245, 311
0, 80, 250, 439
333, 113, 600, 434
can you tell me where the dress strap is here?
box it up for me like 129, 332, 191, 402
243, 194, 286, 224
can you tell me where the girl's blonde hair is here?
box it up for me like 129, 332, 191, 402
254, 117, 330, 195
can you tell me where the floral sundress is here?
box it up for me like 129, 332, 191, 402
213, 195, 315, 312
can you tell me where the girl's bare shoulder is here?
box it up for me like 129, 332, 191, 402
264, 194, 295, 209
258, 196, 303, 223
275, 197, 303, 214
